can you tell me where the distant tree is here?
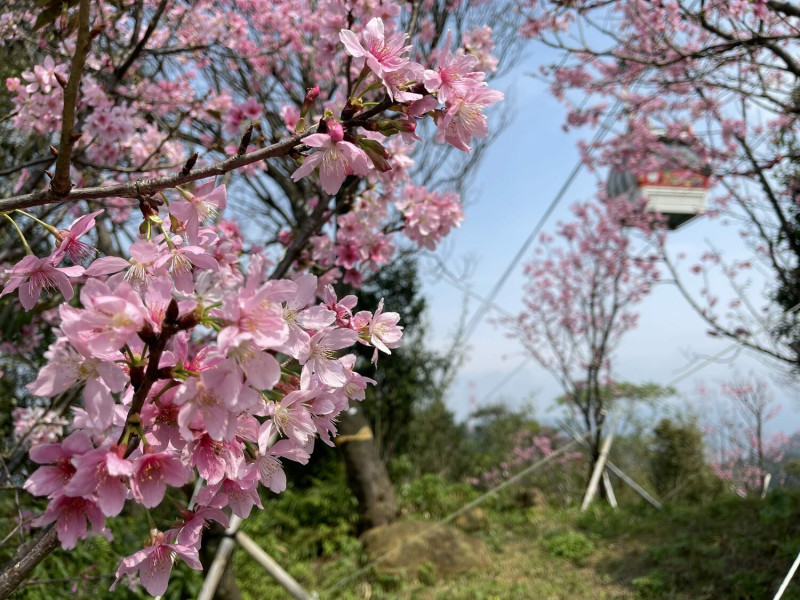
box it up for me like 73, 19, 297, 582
502, 201, 661, 480
520, 0, 800, 367
466, 403, 541, 476
702, 377, 789, 496
649, 417, 722, 504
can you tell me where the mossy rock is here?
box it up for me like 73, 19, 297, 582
360, 519, 492, 579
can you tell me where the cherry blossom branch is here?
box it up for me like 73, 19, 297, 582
270, 196, 331, 280
0, 526, 59, 600
51, 0, 92, 197
0, 128, 316, 213
0, 157, 55, 178
118, 300, 196, 453
768, 0, 800, 18
661, 251, 792, 363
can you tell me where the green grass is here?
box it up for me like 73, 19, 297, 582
233, 481, 800, 600
9, 475, 798, 599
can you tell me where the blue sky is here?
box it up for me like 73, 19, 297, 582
418, 49, 800, 437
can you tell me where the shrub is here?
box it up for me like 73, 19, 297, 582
542, 530, 595, 564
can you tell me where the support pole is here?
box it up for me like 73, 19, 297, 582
605, 462, 663, 510
581, 417, 616, 511
235, 531, 314, 600
568, 428, 663, 511
197, 515, 243, 600
762, 473, 772, 499
602, 470, 617, 508
773, 546, 800, 600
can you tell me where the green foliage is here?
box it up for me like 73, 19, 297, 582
400, 397, 472, 480
631, 571, 667, 598
577, 491, 800, 599
465, 402, 540, 476
542, 530, 595, 564
224, 480, 800, 600
397, 474, 478, 519
417, 561, 436, 586
648, 417, 724, 504
233, 471, 363, 600
555, 381, 674, 411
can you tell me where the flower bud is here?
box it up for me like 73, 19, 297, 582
327, 119, 344, 143
359, 138, 392, 172
301, 85, 320, 118
375, 119, 415, 136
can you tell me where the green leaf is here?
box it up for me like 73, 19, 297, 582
33, 0, 80, 31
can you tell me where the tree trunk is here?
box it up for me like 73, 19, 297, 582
336, 407, 397, 532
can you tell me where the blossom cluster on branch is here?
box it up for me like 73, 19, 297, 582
0, 0, 504, 594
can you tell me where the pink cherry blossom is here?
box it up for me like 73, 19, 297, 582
51, 209, 103, 264
436, 85, 504, 152
153, 236, 219, 295
0, 255, 84, 310
174, 505, 229, 547
299, 328, 359, 387
259, 390, 318, 450
291, 122, 371, 195
65, 447, 133, 517
32, 495, 106, 550
59, 280, 146, 355
130, 451, 190, 508
196, 466, 263, 519
189, 434, 244, 485
423, 31, 485, 104
170, 181, 227, 244
23, 432, 93, 498
367, 298, 403, 362
21, 56, 63, 95
339, 17, 411, 78
111, 531, 202, 596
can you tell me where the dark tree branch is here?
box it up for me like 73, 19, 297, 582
51, 0, 92, 197
111, 0, 169, 87
0, 526, 59, 600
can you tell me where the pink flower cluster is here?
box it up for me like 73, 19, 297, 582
12, 407, 67, 447
11, 182, 402, 595
396, 185, 464, 250
0, 211, 102, 310
6, 56, 68, 135
290, 17, 503, 195
0, 2, 505, 594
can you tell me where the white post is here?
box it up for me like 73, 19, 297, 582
773, 547, 800, 600
762, 472, 772, 499
197, 515, 243, 600
235, 530, 315, 600
581, 416, 616, 511
605, 461, 663, 510
568, 427, 663, 511
602, 469, 617, 508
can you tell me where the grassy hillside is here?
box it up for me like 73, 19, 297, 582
234, 477, 800, 600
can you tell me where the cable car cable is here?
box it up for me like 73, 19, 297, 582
457, 99, 626, 348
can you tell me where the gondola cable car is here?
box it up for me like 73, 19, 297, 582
607, 129, 711, 230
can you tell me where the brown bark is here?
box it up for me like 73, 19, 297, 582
0, 526, 59, 600
336, 408, 397, 532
